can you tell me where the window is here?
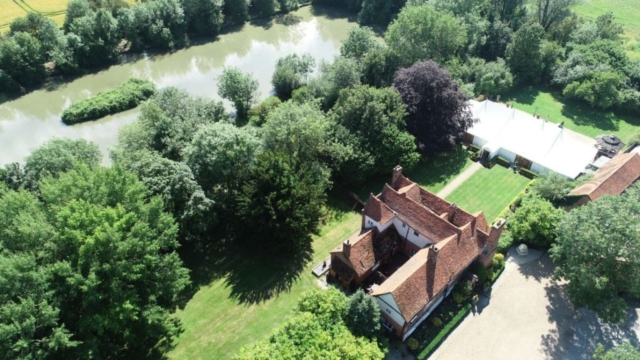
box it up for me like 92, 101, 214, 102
413, 230, 419, 236
381, 317, 393, 331
410, 249, 416, 257
402, 222, 406, 228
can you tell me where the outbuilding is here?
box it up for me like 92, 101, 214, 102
466, 100, 598, 179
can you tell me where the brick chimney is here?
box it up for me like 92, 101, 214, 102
392, 165, 403, 185
478, 218, 506, 267
426, 244, 439, 297
343, 239, 351, 257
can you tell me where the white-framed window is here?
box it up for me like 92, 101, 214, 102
381, 317, 394, 331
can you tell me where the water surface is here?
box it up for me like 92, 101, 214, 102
0, 7, 357, 165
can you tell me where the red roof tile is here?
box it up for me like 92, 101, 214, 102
570, 153, 640, 200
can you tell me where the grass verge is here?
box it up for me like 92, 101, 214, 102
445, 164, 531, 222
503, 86, 640, 143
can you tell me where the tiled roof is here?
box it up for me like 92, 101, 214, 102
331, 253, 355, 282
398, 183, 421, 203
380, 185, 459, 243
474, 212, 489, 234
570, 153, 640, 200
362, 194, 395, 225
332, 228, 401, 278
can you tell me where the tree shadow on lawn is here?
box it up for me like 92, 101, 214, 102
503, 86, 640, 134
349, 147, 471, 201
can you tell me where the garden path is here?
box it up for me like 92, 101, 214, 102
436, 162, 483, 198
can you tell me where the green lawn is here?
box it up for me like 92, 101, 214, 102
168, 198, 361, 360
573, 0, 640, 58
502, 86, 640, 144
350, 147, 473, 201
445, 165, 532, 223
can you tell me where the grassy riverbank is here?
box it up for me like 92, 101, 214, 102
61, 78, 155, 125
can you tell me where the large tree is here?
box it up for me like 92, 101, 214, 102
272, 53, 315, 100
343, 289, 381, 339
535, 0, 580, 31
594, 343, 640, 360
330, 85, 419, 184
24, 138, 102, 182
340, 26, 380, 60
112, 149, 215, 243
0, 165, 190, 358
235, 150, 328, 255
550, 187, 640, 323
185, 122, 261, 193
385, 5, 466, 67
0, 32, 46, 88
117, 87, 227, 161
234, 289, 384, 360
393, 60, 475, 155
506, 22, 545, 84
218, 67, 259, 121
508, 195, 563, 248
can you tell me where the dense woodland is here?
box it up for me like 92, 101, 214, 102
1, 0, 640, 358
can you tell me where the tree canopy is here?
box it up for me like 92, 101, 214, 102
508, 195, 563, 248
0, 164, 190, 359
393, 60, 475, 155
218, 67, 260, 121
550, 186, 640, 323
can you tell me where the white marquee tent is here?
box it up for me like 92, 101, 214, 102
467, 100, 598, 179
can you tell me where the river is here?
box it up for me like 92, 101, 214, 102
0, 6, 357, 166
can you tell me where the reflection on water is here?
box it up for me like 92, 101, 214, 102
0, 6, 356, 166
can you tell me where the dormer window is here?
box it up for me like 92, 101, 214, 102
402, 222, 406, 228
413, 230, 419, 236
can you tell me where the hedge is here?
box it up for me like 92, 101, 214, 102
468, 144, 481, 153
416, 303, 473, 359
61, 78, 156, 125
519, 168, 538, 179
495, 156, 510, 168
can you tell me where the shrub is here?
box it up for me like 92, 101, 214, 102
431, 316, 443, 327
468, 144, 480, 153
491, 257, 500, 267
519, 167, 538, 179
249, 96, 282, 126
472, 263, 493, 284
472, 294, 479, 303
496, 156, 510, 167
453, 280, 472, 298
452, 292, 465, 304
61, 78, 155, 124
416, 303, 472, 359
494, 253, 505, 265
407, 338, 419, 351
497, 232, 513, 254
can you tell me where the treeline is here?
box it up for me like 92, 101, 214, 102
0, 0, 407, 95
323, 0, 640, 113
0, 0, 298, 93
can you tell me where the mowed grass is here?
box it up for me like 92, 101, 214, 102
351, 147, 473, 201
0, 1, 27, 30
503, 86, 640, 143
168, 198, 362, 360
0, 0, 136, 30
573, 0, 640, 57
445, 165, 531, 222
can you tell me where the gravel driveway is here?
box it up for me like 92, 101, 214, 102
429, 248, 640, 360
